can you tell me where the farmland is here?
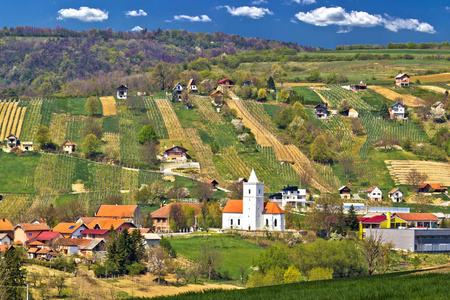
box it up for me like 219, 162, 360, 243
154, 98, 185, 140
99, 96, 118, 116
316, 85, 374, 110
368, 86, 425, 107
386, 160, 450, 186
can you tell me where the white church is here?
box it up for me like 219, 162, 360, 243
222, 169, 285, 231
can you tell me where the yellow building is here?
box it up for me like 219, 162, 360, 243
359, 212, 407, 239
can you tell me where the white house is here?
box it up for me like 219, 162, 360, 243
388, 188, 403, 203
173, 83, 184, 101
269, 185, 307, 210
62, 140, 76, 154
117, 85, 128, 99
395, 74, 410, 86
367, 186, 382, 201
0, 233, 12, 245
186, 79, 198, 93
391, 102, 406, 119
222, 169, 285, 231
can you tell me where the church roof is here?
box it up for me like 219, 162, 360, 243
263, 202, 284, 214
222, 200, 243, 213
248, 169, 259, 183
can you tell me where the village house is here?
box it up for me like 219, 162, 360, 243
172, 83, 184, 101
95, 204, 143, 227
87, 218, 136, 233
394, 213, 439, 228
388, 188, 403, 202
151, 203, 201, 232
217, 78, 234, 91
0, 233, 12, 245
56, 238, 91, 256
341, 108, 359, 118
79, 239, 106, 258
80, 228, 109, 240
142, 233, 161, 248
269, 185, 307, 210
163, 145, 188, 161
186, 79, 198, 93
391, 102, 406, 119
117, 85, 128, 99
205, 179, 219, 190
76, 216, 98, 226
26, 231, 63, 248
314, 104, 329, 119
395, 73, 410, 86
62, 140, 76, 154
367, 186, 383, 201
53, 223, 87, 239
210, 89, 224, 107
6, 134, 19, 148
222, 169, 285, 231
339, 186, 352, 200
358, 212, 408, 239
417, 183, 448, 194
0, 218, 13, 234
13, 223, 51, 244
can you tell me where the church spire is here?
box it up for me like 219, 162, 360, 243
248, 168, 259, 183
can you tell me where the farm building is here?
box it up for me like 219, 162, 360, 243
205, 179, 219, 190
95, 204, 143, 227
222, 169, 285, 231
6, 134, 19, 148
341, 108, 359, 118
117, 85, 128, 99
62, 140, 76, 154
151, 203, 201, 232
268, 185, 307, 210
417, 184, 448, 194
79, 238, 106, 258
391, 102, 406, 119
388, 188, 403, 202
217, 78, 234, 91
314, 104, 329, 119
20, 141, 33, 151
186, 79, 198, 93
172, 83, 184, 101
367, 186, 382, 201
395, 74, 410, 86
339, 186, 352, 200
163, 145, 188, 161
350, 81, 367, 91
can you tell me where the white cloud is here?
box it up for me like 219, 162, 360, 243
218, 6, 273, 19
293, 0, 316, 4
295, 6, 435, 34
446, 6, 450, 11
57, 7, 108, 22
126, 9, 147, 17
337, 27, 352, 34
252, 0, 268, 4
173, 15, 212, 22
131, 26, 144, 32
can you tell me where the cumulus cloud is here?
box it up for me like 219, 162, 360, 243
131, 26, 144, 32
57, 7, 108, 22
295, 6, 435, 34
126, 9, 147, 17
293, 0, 316, 4
218, 6, 273, 19
173, 15, 212, 22
252, 0, 268, 4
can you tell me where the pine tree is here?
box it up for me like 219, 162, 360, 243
2, 247, 26, 300
380, 102, 390, 119
267, 76, 275, 90
346, 205, 360, 231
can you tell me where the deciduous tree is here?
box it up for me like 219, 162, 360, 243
138, 125, 158, 145
147, 246, 169, 285
82, 134, 99, 158
310, 135, 332, 163
85, 96, 100, 116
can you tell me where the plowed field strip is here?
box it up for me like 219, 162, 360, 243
386, 160, 450, 186
5, 102, 19, 138
100, 96, 117, 116
369, 86, 425, 107
154, 98, 185, 140
0, 102, 17, 140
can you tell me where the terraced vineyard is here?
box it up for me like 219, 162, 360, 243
316, 85, 374, 110
34, 154, 75, 193
14, 106, 27, 138
0, 194, 31, 223
20, 99, 43, 142
386, 160, 450, 186
144, 97, 169, 139
219, 147, 251, 180
369, 86, 425, 107
320, 116, 354, 153
118, 105, 139, 161
49, 113, 68, 146
66, 116, 85, 146
154, 98, 185, 140
194, 96, 222, 124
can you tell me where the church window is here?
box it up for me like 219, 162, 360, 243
259, 190, 260, 194
274, 219, 277, 227
249, 189, 251, 194
238, 219, 240, 225
230, 219, 233, 225
266, 219, 269, 226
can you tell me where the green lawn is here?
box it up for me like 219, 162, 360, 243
169, 235, 265, 280
292, 86, 324, 105
68, 98, 88, 115
0, 152, 40, 193
102, 116, 120, 133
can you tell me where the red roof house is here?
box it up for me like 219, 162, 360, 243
95, 204, 142, 226
163, 146, 188, 160
417, 184, 448, 194
13, 223, 51, 244
395, 74, 410, 86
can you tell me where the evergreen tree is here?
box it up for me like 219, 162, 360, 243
117, 228, 133, 273
310, 135, 332, 163
380, 102, 390, 119
138, 125, 158, 145
267, 76, 275, 90
346, 205, 360, 231
106, 225, 119, 264
439, 218, 447, 228
1, 247, 27, 300
131, 229, 146, 262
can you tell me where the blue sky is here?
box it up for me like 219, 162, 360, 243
0, 0, 448, 48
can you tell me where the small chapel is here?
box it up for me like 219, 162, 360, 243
222, 169, 285, 231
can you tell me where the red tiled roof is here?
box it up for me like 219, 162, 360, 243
63, 140, 76, 146
57, 238, 90, 246
361, 215, 387, 224
151, 203, 201, 218
15, 223, 50, 231
34, 231, 61, 241
222, 200, 243, 214
388, 188, 401, 195
0, 219, 13, 231
217, 78, 234, 85
87, 218, 135, 230
27, 247, 39, 253
367, 186, 378, 192
0, 245, 12, 252
96, 205, 138, 218
263, 202, 284, 214
28, 241, 45, 246
53, 223, 83, 234
81, 229, 109, 235
394, 213, 439, 222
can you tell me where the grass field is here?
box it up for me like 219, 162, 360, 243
141, 271, 450, 300
0, 152, 40, 193
169, 235, 265, 280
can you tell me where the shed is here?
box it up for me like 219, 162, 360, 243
339, 186, 352, 200
6, 134, 19, 148
63, 140, 76, 154
117, 85, 128, 99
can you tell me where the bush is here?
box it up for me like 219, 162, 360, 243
128, 263, 146, 276
94, 265, 107, 278
105, 261, 119, 276
413, 144, 447, 161
160, 238, 177, 258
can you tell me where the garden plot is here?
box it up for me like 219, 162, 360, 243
386, 160, 450, 186
369, 86, 425, 107
154, 98, 185, 140
316, 85, 374, 110
100, 96, 117, 116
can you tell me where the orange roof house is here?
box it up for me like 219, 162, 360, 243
417, 184, 448, 194
87, 218, 136, 233
53, 223, 87, 239
151, 203, 201, 232
13, 223, 51, 244
95, 205, 142, 226
393, 213, 439, 228
62, 140, 76, 154
0, 219, 14, 233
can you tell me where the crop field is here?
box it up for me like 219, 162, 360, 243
39, 99, 56, 128
214, 147, 251, 180
0, 194, 31, 223
386, 160, 450, 186
368, 86, 425, 107
154, 98, 185, 140
194, 96, 223, 124
102, 132, 120, 156
144, 97, 169, 139
420, 85, 448, 94
66, 116, 84, 146
243, 100, 278, 134
118, 105, 139, 161
0, 101, 16, 140
410, 73, 450, 83
20, 99, 43, 142
49, 113, 68, 146
359, 112, 427, 158
34, 154, 75, 193
316, 85, 374, 110
14, 107, 27, 138
320, 116, 354, 154
99, 96, 117, 116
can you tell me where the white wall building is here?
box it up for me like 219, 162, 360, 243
388, 188, 403, 202
222, 169, 285, 231
367, 186, 383, 201
269, 185, 307, 210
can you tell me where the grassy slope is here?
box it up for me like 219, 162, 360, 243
0, 152, 40, 193
133, 271, 450, 300
169, 235, 264, 279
